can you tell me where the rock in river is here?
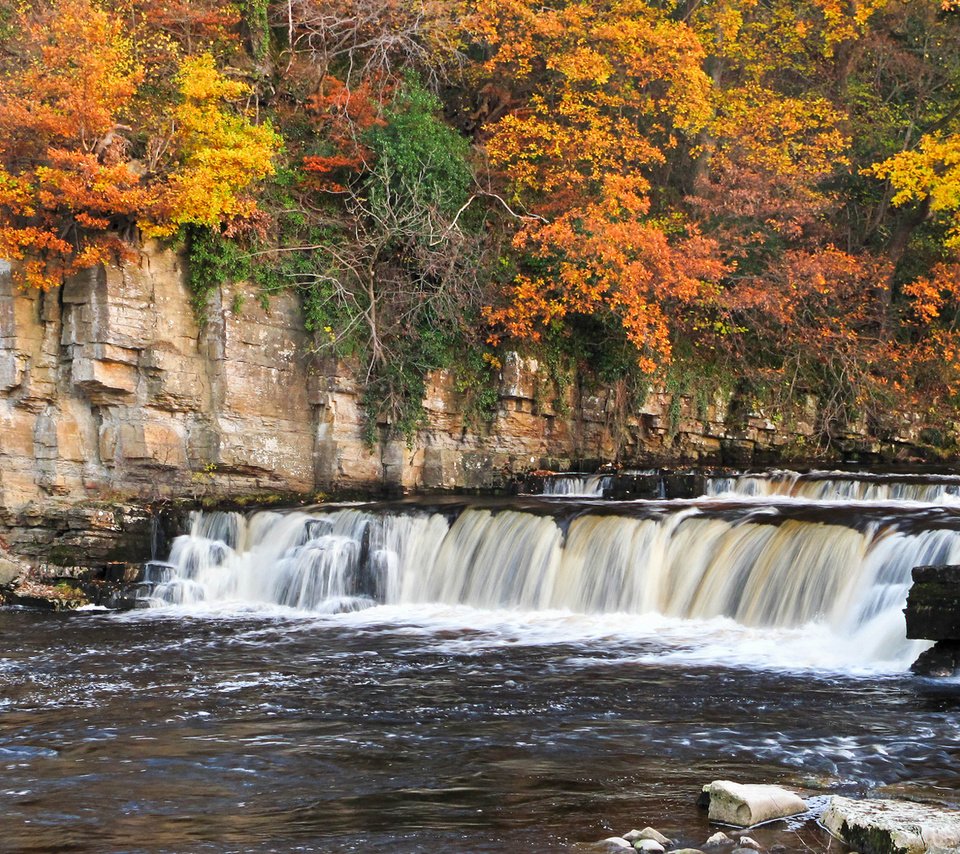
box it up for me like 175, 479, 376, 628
822, 796, 960, 854
702, 781, 807, 827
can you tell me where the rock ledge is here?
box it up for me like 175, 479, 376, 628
822, 796, 960, 854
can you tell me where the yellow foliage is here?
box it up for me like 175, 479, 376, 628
870, 134, 960, 247
144, 54, 281, 237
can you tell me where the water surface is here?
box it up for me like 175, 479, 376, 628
2, 604, 958, 853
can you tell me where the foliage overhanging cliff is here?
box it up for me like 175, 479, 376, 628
1, 0, 960, 445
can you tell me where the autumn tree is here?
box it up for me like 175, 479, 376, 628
0, 1, 279, 291
143, 53, 281, 238
467, 0, 725, 372
277, 0, 463, 90
0, 0, 148, 289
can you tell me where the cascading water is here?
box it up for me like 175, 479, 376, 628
11, 473, 960, 852
538, 473, 614, 496
705, 469, 960, 502
146, 482, 960, 670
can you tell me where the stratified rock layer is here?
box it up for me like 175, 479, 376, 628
0, 248, 948, 570
905, 565, 960, 676
822, 796, 960, 854
905, 565, 960, 642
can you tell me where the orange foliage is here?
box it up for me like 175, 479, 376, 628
487, 176, 725, 372
0, 0, 146, 288
302, 78, 386, 193
470, 0, 721, 370
0, 1, 278, 289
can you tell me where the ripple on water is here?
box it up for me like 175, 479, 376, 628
1, 606, 959, 852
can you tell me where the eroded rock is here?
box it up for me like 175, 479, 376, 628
599, 838, 633, 850
821, 796, 960, 854
703, 781, 806, 827
636, 827, 672, 846
0, 554, 25, 586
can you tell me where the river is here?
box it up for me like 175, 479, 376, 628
2, 471, 960, 852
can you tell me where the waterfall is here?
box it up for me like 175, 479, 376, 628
539, 474, 613, 496
145, 483, 960, 665
705, 470, 960, 503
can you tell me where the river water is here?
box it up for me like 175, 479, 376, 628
3, 471, 960, 852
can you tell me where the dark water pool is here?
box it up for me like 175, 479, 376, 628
2, 606, 959, 853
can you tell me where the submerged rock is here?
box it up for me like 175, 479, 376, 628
822, 796, 960, 854
702, 781, 806, 827
911, 640, 960, 677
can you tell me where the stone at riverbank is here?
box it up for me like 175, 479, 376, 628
821, 796, 960, 854
905, 564, 960, 676
702, 781, 807, 827
0, 551, 27, 586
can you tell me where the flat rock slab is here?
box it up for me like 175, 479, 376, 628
704, 780, 807, 827
822, 796, 960, 854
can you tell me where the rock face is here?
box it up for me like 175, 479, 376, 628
703, 781, 807, 827
821, 796, 960, 854
0, 249, 947, 569
905, 565, 960, 676
0, 248, 318, 569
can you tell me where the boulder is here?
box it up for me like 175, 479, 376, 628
821, 796, 960, 854
635, 840, 665, 853
905, 564, 960, 641
599, 838, 633, 850
905, 565, 960, 675
704, 831, 733, 847
702, 781, 807, 827
911, 641, 960, 677
634, 827, 672, 846
0, 555, 24, 586
735, 837, 762, 851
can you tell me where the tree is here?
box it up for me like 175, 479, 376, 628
0, 0, 148, 288
143, 53, 281, 237
279, 77, 489, 436
469, 0, 724, 372
277, 0, 463, 90
870, 133, 960, 249
0, 2, 279, 289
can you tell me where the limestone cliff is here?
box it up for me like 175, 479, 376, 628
0, 247, 938, 571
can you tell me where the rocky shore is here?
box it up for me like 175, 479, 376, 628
584, 781, 960, 854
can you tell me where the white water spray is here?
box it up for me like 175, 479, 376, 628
146, 480, 960, 669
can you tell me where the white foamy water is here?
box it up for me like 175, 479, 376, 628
706, 469, 960, 503
538, 474, 613, 496
139, 477, 960, 674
